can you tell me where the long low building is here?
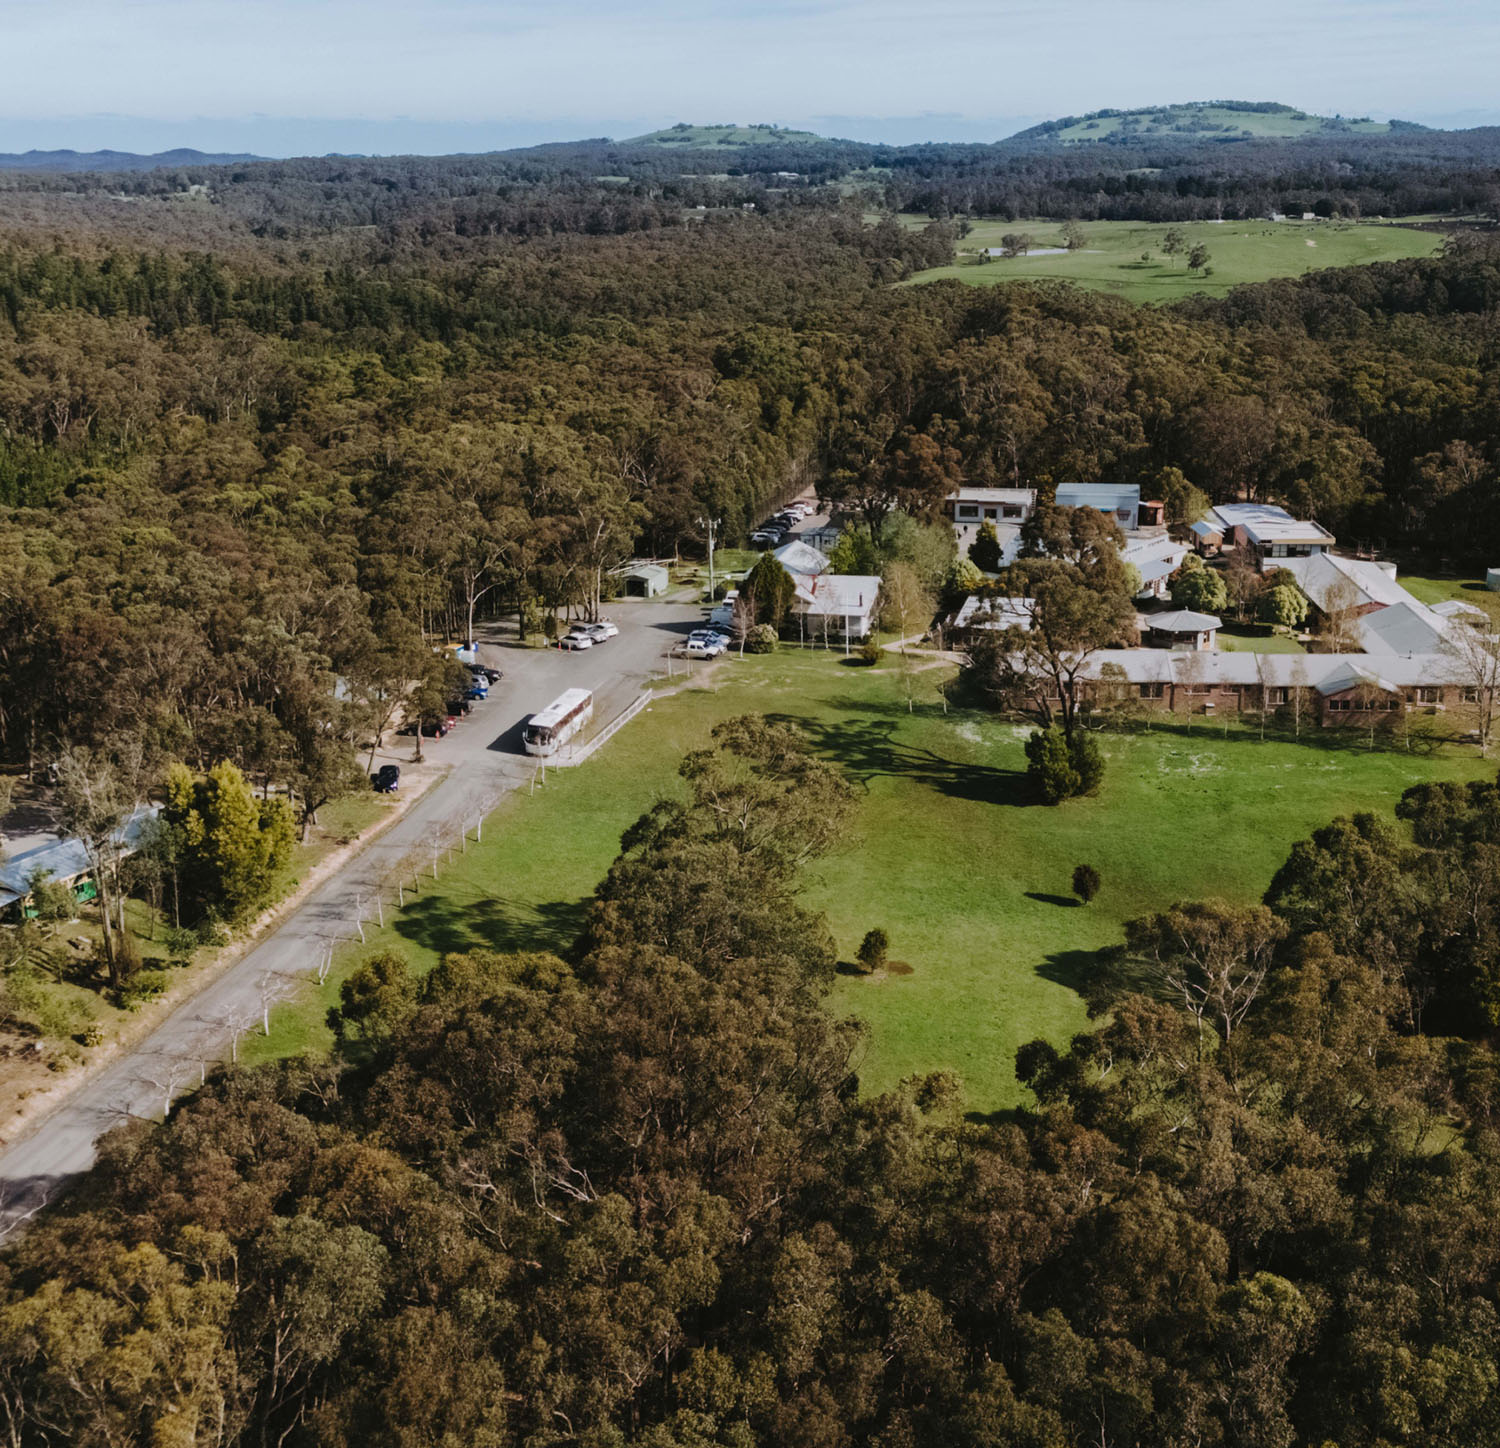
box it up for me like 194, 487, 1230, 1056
1070, 648, 1474, 725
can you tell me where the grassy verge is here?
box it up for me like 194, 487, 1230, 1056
247, 652, 1493, 1110
903, 216, 1441, 303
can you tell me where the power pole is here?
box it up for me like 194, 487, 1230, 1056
697, 515, 722, 597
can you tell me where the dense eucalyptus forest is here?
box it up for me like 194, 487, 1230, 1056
6, 144, 1500, 1445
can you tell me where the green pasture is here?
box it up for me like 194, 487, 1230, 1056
903, 217, 1442, 303
247, 652, 1493, 1110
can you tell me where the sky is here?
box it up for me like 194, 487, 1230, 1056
4, 0, 1499, 156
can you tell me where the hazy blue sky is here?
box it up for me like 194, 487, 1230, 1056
4, 0, 1499, 155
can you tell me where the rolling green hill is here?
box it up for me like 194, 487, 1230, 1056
1012, 101, 1422, 146
623, 122, 828, 148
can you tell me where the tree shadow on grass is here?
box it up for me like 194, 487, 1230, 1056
1037, 945, 1163, 1013
391, 893, 587, 960
1036, 947, 1118, 996
1026, 892, 1081, 909
766, 710, 1035, 807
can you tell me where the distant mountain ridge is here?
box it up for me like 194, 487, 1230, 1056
1009, 101, 1429, 146
0, 147, 264, 173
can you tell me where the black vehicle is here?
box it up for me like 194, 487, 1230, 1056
446, 697, 472, 718
475, 666, 503, 683
372, 764, 400, 793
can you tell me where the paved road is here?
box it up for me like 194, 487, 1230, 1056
0, 592, 707, 1236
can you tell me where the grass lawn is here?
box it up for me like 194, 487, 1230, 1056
1216, 623, 1307, 654
246, 654, 1493, 1109
1397, 570, 1500, 620
902, 217, 1441, 304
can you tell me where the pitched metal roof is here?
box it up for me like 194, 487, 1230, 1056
1148, 610, 1222, 632
1056, 483, 1141, 512
0, 805, 159, 910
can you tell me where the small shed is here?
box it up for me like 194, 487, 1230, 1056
1487, 567, 1500, 593
1189, 517, 1225, 554
623, 563, 669, 598
1147, 610, 1221, 652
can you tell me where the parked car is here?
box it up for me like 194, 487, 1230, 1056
584, 620, 619, 642
371, 764, 400, 793
474, 665, 503, 684
679, 637, 726, 659
558, 632, 594, 650
689, 628, 732, 647
749, 529, 782, 547
464, 679, 489, 700
400, 716, 451, 737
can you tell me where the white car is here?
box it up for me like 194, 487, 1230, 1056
558, 632, 594, 650
583, 621, 619, 642
679, 638, 725, 659
690, 628, 732, 647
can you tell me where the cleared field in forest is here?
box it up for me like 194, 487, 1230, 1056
903, 216, 1442, 303
249, 651, 1490, 1111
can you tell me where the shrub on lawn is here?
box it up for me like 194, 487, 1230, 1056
120, 969, 171, 1012
858, 638, 881, 666
856, 928, 890, 974
1025, 728, 1104, 805
744, 624, 778, 654
1072, 864, 1101, 903
162, 926, 199, 962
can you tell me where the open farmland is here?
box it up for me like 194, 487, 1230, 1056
904, 215, 1442, 302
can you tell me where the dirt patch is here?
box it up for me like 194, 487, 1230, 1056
884, 960, 914, 976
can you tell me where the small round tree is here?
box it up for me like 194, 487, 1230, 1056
856, 928, 890, 974
1072, 864, 1101, 903
968, 520, 1003, 573
1025, 728, 1104, 805
1261, 582, 1309, 630
1170, 558, 1228, 614
744, 623, 779, 654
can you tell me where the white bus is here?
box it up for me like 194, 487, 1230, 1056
523, 688, 594, 756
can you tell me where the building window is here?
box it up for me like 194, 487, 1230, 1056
1267, 687, 1288, 705
1138, 682, 1165, 699
1327, 698, 1350, 711
957, 505, 978, 520
1002, 504, 1023, 519
1415, 687, 1440, 705
1186, 684, 1214, 696
1463, 686, 1481, 703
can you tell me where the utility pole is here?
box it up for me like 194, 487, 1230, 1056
697, 515, 722, 597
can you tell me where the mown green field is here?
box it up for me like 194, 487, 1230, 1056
249, 651, 1494, 1110
904, 217, 1442, 303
